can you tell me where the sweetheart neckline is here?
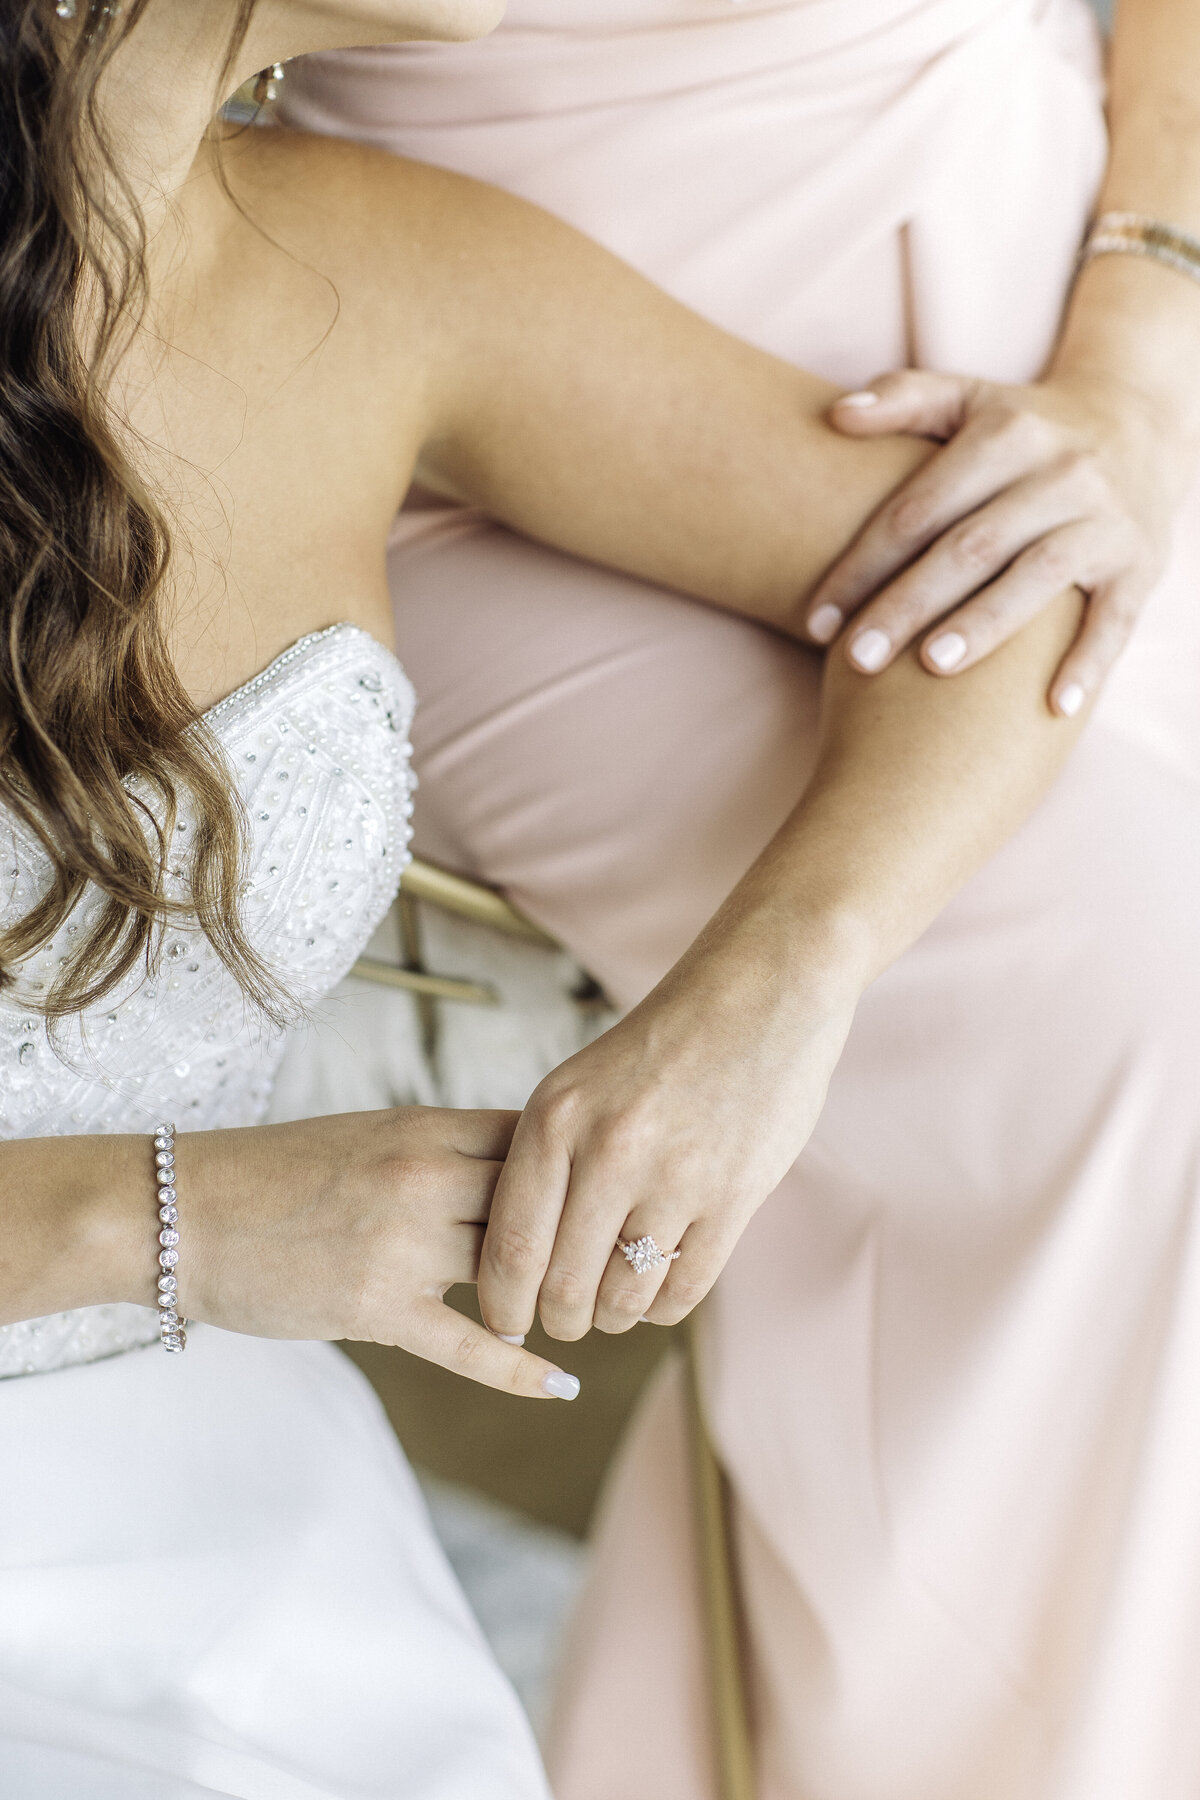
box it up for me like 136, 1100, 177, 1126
1, 624, 407, 871
200, 622, 391, 724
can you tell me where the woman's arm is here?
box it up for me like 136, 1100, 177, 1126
1056, 0, 1200, 456
404, 160, 928, 628
343, 156, 1091, 1341
802, 0, 1200, 711
475, 597, 1083, 1344
0, 1116, 581, 1398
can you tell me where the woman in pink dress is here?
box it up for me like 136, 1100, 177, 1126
283, 5, 1200, 1795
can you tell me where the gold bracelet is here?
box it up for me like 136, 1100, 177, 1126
1079, 212, 1200, 287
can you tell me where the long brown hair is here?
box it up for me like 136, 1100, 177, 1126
0, 0, 286, 1022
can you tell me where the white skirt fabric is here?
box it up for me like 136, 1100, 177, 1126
0, 1329, 550, 1800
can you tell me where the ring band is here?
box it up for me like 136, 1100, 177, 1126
618, 1235, 681, 1275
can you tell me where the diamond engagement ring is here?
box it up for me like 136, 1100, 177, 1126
618, 1235, 682, 1275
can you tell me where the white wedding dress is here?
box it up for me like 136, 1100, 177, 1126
0, 625, 551, 1800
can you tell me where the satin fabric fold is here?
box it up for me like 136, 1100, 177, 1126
0, 1333, 548, 1800
286, 0, 1104, 387
292, 0, 1057, 118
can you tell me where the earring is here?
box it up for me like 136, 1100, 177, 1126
55, 0, 77, 16
253, 62, 285, 105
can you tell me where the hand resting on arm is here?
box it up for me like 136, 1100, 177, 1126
804, 0, 1200, 715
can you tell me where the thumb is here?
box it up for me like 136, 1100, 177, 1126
829, 369, 979, 441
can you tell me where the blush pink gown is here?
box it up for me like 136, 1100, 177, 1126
282, 4, 1200, 1796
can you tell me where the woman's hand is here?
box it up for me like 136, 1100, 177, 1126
475, 920, 859, 1343
177, 1107, 581, 1399
803, 368, 1183, 715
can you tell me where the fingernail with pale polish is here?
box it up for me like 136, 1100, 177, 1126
849, 627, 891, 672
543, 1370, 581, 1401
496, 1333, 525, 1346
926, 630, 967, 671
1057, 681, 1086, 718
839, 390, 879, 408
807, 602, 843, 644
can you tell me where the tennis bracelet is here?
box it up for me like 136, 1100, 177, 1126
152, 1122, 187, 1353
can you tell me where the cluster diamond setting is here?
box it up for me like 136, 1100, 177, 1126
619, 1235, 681, 1276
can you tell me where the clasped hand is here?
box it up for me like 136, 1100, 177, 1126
805, 368, 1179, 714
180, 1107, 580, 1399
475, 927, 858, 1344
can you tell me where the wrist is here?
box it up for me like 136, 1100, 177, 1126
0, 1133, 156, 1324
1053, 258, 1200, 483
677, 881, 878, 1019
74, 1134, 160, 1310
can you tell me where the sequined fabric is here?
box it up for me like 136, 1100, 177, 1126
0, 625, 415, 1379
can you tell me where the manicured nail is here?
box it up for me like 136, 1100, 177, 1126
807, 602, 843, 644
839, 390, 879, 408
542, 1370, 581, 1401
496, 1333, 525, 1346
849, 627, 891, 672
1057, 681, 1085, 717
926, 630, 967, 671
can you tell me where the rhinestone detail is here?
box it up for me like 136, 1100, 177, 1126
152, 1128, 187, 1353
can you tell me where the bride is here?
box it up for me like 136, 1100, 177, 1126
0, 0, 1094, 1793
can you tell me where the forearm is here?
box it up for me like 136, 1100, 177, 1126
415, 171, 1083, 987
1052, 0, 1200, 467
412, 168, 930, 630
682, 589, 1085, 998
686, 0, 1200, 983
0, 1135, 152, 1323
429, 343, 928, 633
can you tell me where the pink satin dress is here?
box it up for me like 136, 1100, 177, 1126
282, 5, 1200, 1795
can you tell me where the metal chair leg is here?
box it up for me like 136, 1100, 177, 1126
686, 1315, 756, 1800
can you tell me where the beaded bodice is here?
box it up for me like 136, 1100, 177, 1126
0, 625, 415, 1378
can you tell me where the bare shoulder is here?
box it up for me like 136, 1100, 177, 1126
209, 122, 530, 328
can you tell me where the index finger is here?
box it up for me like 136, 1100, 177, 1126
412, 1106, 521, 1162
477, 1105, 572, 1340
400, 1298, 581, 1401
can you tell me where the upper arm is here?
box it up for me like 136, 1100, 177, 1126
243, 130, 928, 629
409, 170, 933, 623
324, 150, 931, 628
